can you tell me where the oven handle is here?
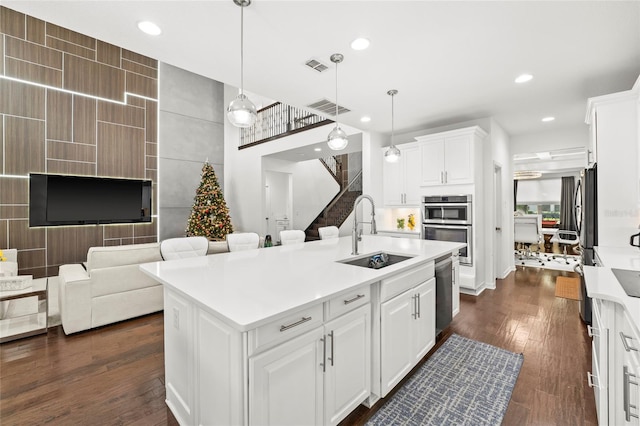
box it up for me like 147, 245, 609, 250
422, 203, 472, 208
423, 224, 471, 230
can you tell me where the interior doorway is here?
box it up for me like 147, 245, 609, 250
264, 171, 293, 243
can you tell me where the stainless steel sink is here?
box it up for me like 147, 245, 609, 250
338, 252, 414, 269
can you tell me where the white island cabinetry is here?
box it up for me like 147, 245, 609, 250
142, 236, 464, 425
584, 246, 640, 425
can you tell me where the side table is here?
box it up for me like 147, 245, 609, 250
0, 277, 48, 343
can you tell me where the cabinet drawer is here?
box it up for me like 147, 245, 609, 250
620, 308, 640, 365
326, 286, 370, 321
248, 304, 323, 356
380, 261, 434, 302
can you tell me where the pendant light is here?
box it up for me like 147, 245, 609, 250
327, 53, 348, 151
384, 89, 401, 162
227, 0, 257, 128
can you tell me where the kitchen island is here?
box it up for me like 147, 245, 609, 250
140, 235, 464, 426
583, 246, 640, 425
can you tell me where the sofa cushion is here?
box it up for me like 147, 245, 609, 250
91, 264, 161, 297
86, 243, 162, 272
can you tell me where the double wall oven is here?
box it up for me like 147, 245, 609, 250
422, 195, 473, 265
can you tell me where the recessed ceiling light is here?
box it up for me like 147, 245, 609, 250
541, 116, 555, 122
314, 148, 322, 152
515, 74, 533, 84
360, 116, 371, 123
351, 38, 370, 50
137, 21, 162, 36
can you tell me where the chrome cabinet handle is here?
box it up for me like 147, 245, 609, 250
417, 293, 421, 319
411, 294, 417, 319
328, 331, 334, 366
444, 171, 448, 183
320, 336, 326, 373
623, 366, 639, 421
620, 332, 639, 352
343, 294, 365, 305
587, 371, 599, 388
280, 316, 311, 332
587, 325, 599, 338
440, 171, 444, 184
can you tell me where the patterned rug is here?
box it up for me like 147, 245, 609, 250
366, 334, 523, 426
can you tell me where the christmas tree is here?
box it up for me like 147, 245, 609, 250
186, 162, 234, 240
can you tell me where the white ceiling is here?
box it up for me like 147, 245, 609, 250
4, 1, 640, 139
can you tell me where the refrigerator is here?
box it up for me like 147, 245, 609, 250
575, 164, 597, 324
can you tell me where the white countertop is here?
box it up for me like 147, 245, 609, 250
584, 245, 640, 331
140, 235, 463, 331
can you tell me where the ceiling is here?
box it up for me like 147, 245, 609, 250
4, 1, 640, 139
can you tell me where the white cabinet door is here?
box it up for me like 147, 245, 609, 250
380, 287, 414, 396
383, 144, 422, 206
412, 279, 436, 364
617, 308, 640, 426
382, 152, 404, 206
403, 144, 422, 205
444, 134, 473, 184
324, 305, 371, 426
249, 326, 324, 426
420, 139, 445, 186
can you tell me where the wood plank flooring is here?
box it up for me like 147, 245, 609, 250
0, 266, 597, 425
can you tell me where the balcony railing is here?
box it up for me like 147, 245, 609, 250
239, 102, 332, 149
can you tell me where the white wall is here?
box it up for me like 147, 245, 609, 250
262, 157, 339, 233
224, 84, 365, 235
510, 125, 587, 155
488, 119, 513, 282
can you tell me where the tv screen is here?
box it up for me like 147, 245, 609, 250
29, 174, 152, 227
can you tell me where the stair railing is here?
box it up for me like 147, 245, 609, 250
239, 102, 332, 148
321, 170, 363, 222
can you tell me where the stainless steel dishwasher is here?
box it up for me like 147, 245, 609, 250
435, 254, 453, 335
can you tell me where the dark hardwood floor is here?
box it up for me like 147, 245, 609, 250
1, 266, 596, 425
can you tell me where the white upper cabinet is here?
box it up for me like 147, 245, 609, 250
586, 83, 640, 247
382, 143, 421, 206
415, 126, 487, 187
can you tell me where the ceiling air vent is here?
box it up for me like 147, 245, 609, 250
306, 99, 350, 116
305, 59, 329, 73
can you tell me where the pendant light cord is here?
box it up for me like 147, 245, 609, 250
240, 3, 244, 95
335, 60, 339, 127
391, 92, 394, 146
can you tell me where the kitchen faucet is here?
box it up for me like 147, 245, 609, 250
352, 194, 377, 255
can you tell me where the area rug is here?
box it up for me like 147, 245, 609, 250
366, 334, 523, 426
555, 276, 580, 300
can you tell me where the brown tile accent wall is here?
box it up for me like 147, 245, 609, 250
0, 6, 159, 278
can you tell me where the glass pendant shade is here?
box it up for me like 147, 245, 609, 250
227, 93, 257, 128
327, 126, 349, 151
384, 145, 401, 162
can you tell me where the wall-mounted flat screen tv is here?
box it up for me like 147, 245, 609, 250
29, 173, 152, 227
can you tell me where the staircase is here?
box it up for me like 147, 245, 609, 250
305, 166, 362, 241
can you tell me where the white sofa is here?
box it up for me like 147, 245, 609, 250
58, 240, 231, 335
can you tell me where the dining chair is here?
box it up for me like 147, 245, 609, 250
318, 226, 339, 240
226, 232, 260, 251
160, 236, 209, 260
280, 230, 306, 245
